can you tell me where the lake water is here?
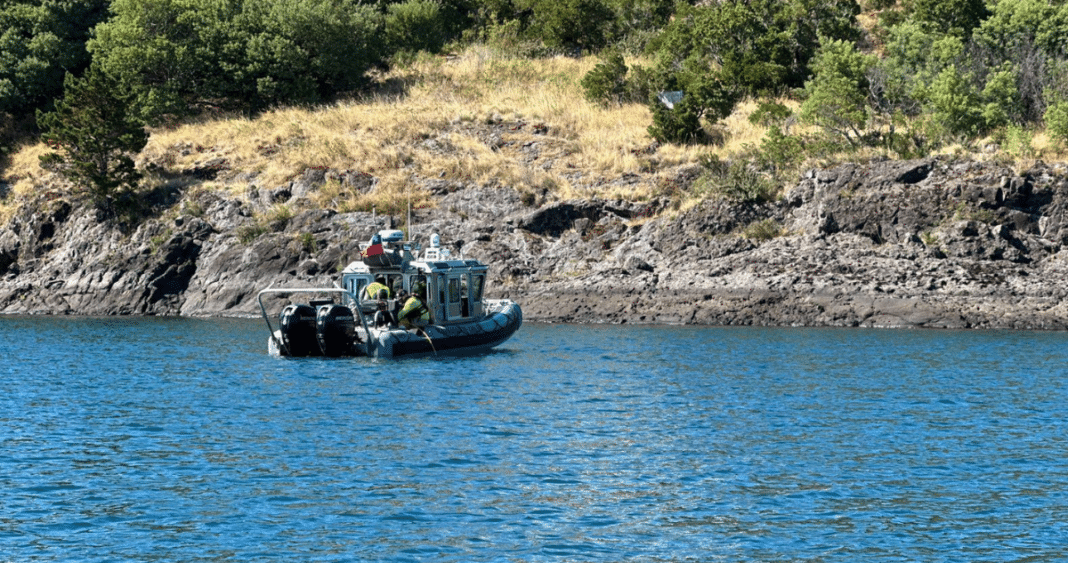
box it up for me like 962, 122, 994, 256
1, 317, 1067, 562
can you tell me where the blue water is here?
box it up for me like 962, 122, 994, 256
2, 318, 1067, 562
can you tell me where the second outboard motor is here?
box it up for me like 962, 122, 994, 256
316, 304, 357, 357
280, 304, 320, 357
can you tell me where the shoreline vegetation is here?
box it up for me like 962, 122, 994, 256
6, 0, 1068, 221
4, 1, 1068, 328
5, 42, 1068, 223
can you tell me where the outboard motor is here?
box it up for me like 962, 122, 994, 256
280, 304, 320, 357
316, 304, 358, 357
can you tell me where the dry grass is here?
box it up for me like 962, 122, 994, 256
7, 43, 1067, 222
136, 47, 720, 209
0, 143, 62, 221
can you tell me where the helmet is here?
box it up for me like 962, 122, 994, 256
414, 282, 427, 298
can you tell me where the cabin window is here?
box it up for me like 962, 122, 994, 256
471, 275, 484, 302
436, 274, 447, 319
387, 274, 402, 296
448, 278, 461, 303
354, 278, 369, 300
446, 276, 462, 320
410, 274, 428, 298
460, 275, 470, 317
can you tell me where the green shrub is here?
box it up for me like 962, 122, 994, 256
800, 38, 876, 147
237, 224, 268, 244
297, 232, 318, 253
697, 156, 779, 204
522, 0, 614, 51
925, 65, 984, 138
647, 74, 738, 144
1001, 123, 1034, 158
1045, 101, 1068, 145
385, 0, 447, 57
0, 0, 108, 115
36, 68, 148, 216
89, 0, 386, 121
265, 205, 293, 231
648, 0, 860, 97
647, 92, 703, 144
743, 218, 785, 241
758, 126, 806, 174
910, 0, 988, 37
581, 50, 628, 106
748, 101, 792, 127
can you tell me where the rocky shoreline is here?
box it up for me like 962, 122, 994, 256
3, 157, 1068, 330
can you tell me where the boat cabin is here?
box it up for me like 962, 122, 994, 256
340, 231, 489, 325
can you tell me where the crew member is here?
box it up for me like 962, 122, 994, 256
398, 283, 430, 329
365, 275, 391, 301
374, 299, 396, 328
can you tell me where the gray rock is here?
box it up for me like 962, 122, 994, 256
5, 157, 1068, 330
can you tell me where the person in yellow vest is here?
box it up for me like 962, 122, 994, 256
365, 275, 391, 301
398, 283, 430, 329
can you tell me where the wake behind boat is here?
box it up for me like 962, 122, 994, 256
259, 230, 522, 359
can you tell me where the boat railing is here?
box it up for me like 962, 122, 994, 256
257, 286, 373, 356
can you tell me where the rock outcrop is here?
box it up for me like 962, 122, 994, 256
3, 157, 1068, 330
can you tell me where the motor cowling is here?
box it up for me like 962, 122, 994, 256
316, 304, 357, 357
280, 304, 320, 357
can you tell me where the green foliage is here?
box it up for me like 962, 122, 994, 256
800, 38, 876, 147
978, 64, 1017, 131
916, 63, 1016, 140
1044, 101, 1068, 146
650, 0, 861, 97
882, 21, 963, 86
237, 224, 268, 244
748, 101, 792, 127
463, 0, 674, 51
647, 75, 739, 144
581, 50, 628, 106
606, 0, 676, 50
909, 0, 988, 37
697, 156, 779, 204
516, 0, 614, 50
970, 0, 1065, 123
385, 0, 448, 58
265, 204, 293, 231
972, 0, 1054, 51
999, 123, 1034, 159
758, 126, 806, 174
297, 231, 318, 254
88, 0, 386, 122
869, 15, 1033, 147
924, 66, 984, 138
36, 68, 149, 215
0, 0, 109, 115
864, 0, 896, 9
648, 95, 701, 144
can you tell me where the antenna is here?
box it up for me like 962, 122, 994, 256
406, 181, 413, 242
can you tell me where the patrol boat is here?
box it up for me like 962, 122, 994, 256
258, 230, 522, 359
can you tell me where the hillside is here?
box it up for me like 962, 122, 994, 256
3, 50, 1068, 329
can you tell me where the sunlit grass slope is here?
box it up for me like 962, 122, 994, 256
3, 46, 752, 220
5, 43, 1064, 224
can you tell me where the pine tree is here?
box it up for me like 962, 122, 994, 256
36, 68, 149, 216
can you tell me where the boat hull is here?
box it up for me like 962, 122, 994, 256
268, 299, 522, 359
373, 300, 522, 358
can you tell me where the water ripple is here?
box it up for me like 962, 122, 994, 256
2, 319, 1068, 561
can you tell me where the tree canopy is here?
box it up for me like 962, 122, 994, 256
37, 67, 148, 214
0, 0, 109, 115
88, 0, 387, 122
